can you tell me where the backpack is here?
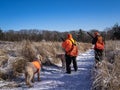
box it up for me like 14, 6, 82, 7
95, 35, 104, 50
67, 39, 78, 56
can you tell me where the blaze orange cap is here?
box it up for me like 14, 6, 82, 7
67, 34, 72, 39
94, 32, 99, 36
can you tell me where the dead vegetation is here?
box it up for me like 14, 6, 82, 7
0, 40, 91, 81
92, 40, 120, 90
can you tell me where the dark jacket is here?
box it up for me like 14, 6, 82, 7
92, 35, 98, 45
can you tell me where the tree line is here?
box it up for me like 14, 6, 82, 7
0, 24, 120, 42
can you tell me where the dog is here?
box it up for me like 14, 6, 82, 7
24, 54, 42, 87
56, 54, 66, 70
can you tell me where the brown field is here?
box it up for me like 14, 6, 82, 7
0, 40, 91, 80
92, 40, 120, 90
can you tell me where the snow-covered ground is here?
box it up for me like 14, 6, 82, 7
0, 49, 94, 90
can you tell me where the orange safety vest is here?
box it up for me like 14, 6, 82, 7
62, 39, 73, 52
62, 39, 78, 56
32, 60, 40, 73
95, 35, 104, 50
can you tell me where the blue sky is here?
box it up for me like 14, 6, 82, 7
0, 0, 120, 32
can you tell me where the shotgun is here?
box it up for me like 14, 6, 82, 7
60, 37, 65, 41
87, 32, 94, 39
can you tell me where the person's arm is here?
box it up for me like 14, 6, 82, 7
91, 37, 98, 49
62, 40, 71, 52
92, 38, 95, 44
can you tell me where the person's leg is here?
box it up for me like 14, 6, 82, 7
99, 50, 103, 62
72, 56, 78, 71
95, 49, 103, 67
95, 50, 99, 63
94, 49, 100, 68
96, 49, 103, 62
65, 54, 71, 74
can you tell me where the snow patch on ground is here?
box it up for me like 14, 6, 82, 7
0, 49, 94, 90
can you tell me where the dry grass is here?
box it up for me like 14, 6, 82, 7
0, 40, 91, 80
12, 58, 26, 74
77, 42, 92, 52
21, 40, 36, 61
92, 40, 120, 90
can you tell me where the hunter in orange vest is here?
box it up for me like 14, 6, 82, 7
62, 34, 78, 56
92, 32, 104, 65
62, 34, 78, 74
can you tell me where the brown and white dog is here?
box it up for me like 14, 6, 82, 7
56, 54, 66, 70
25, 54, 42, 87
